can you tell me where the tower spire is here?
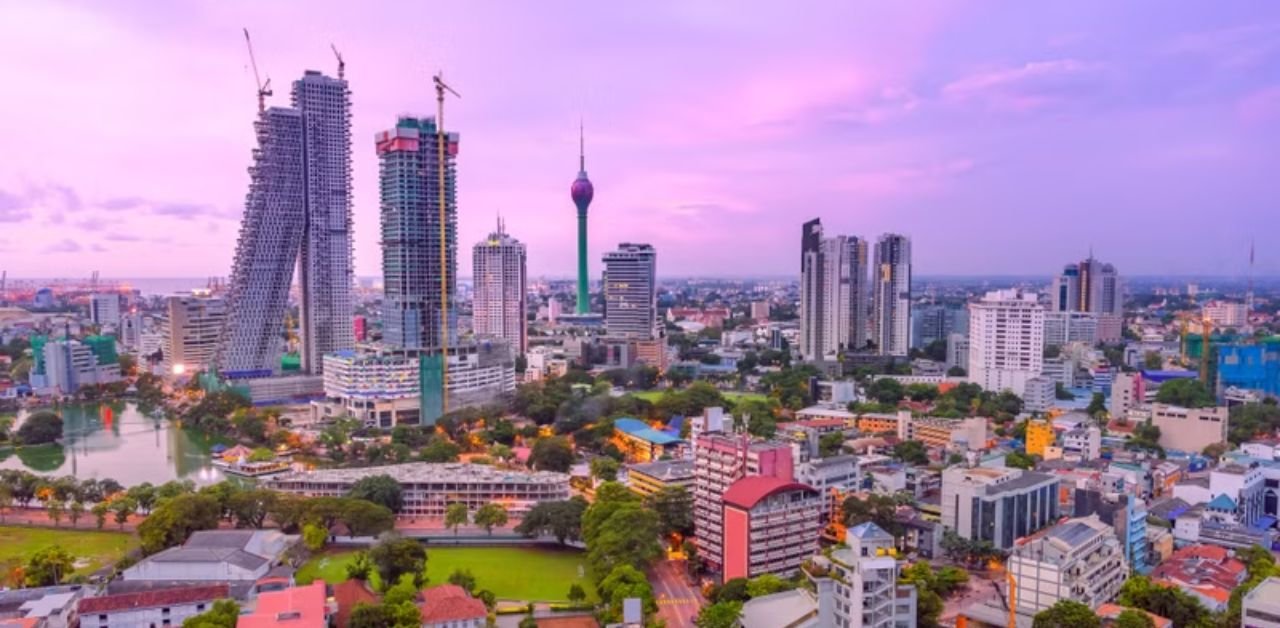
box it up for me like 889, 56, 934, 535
579, 118, 585, 173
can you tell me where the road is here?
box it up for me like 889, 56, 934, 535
649, 559, 703, 628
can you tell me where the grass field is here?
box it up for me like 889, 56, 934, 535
297, 545, 596, 603
629, 390, 767, 404
0, 526, 138, 574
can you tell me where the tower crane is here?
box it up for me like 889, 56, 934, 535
330, 43, 345, 80
242, 28, 272, 113
433, 72, 460, 414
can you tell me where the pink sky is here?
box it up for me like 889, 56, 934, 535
1, 1, 1278, 279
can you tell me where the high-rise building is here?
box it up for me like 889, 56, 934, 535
90, 293, 122, 329
911, 304, 967, 350
871, 234, 912, 356
472, 220, 527, 354
721, 476, 822, 580
693, 430, 793, 571
162, 294, 228, 376
376, 116, 459, 352
798, 219, 868, 361
940, 466, 1060, 550
602, 243, 657, 339
1052, 256, 1122, 316
220, 70, 353, 376
1043, 310, 1098, 347
967, 289, 1045, 395
571, 125, 594, 315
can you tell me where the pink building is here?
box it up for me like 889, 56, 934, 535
722, 476, 822, 581
693, 433, 794, 571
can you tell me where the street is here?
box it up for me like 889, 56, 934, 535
649, 559, 704, 628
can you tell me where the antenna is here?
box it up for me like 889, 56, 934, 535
579, 118, 586, 172
243, 28, 272, 113
330, 43, 345, 80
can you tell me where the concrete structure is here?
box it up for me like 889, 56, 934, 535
1111, 371, 1143, 420
89, 293, 121, 329
721, 476, 822, 580
1061, 425, 1102, 460
1218, 340, 1280, 398
871, 233, 911, 356
472, 221, 527, 354
1043, 311, 1098, 348
34, 337, 120, 394
750, 300, 770, 322
1008, 515, 1128, 614
571, 125, 594, 315
967, 289, 1045, 395
1203, 300, 1248, 329
0, 586, 86, 628
1052, 256, 1122, 316
738, 588, 820, 628
602, 243, 658, 340
320, 350, 421, 427
1022, 376, 1056, 414
906, 416, 988, 451
627, 459, 693, 497
912, 304, 967, 350
1151, 404, 1228, 453
239, 582, 331, 628
809, 523, 918, 628
1243, 577, 1280, 628
1025, 419, 1054, 457
120, 530, 296, 597
79, 585, 227, 628
377, 116, 459, 353
693, 433, 793, 571
798, 219, 868, 360
946, 332, 969, 371
941, 466, 1060, 550
266, 462, 569, 518
160, 294, 227, 376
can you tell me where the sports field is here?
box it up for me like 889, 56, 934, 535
0, 525, 138, 575
629, 390, 766, 403
297, 545, 596, 603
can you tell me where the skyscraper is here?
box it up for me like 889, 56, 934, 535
968, 289, 1045, 395
375, 116, 459, 352
602, 243, 657, 339
1052, 256, 1121, 316
799, 219, 868, 361
220, 70, 352, 376
872, 233, 912, 356
571, 125, 594, 315
472, 219, 527, 354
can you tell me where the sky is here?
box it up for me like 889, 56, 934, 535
1, 1, 1278, 280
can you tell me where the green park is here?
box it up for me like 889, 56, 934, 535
0, 526, 138, 576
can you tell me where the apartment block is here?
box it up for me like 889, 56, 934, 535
722, 476, 822, 580
1008, 515, 1128, 614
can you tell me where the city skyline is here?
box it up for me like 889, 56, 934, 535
1, 2, 1279, 279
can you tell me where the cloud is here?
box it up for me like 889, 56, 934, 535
101, 196, 226, 220
151, 201, 219, 220
73, 215, 118, 231
100, 197, 147, 211
941, 59, 1103, 112
1238, 85, 1280, 124
0, 183, 82, 221
90, 243, 106, 252
1165, 23, 1280, 69
0, 190, 32, 222
104, 233, 142, 242
44, 239, 82, 253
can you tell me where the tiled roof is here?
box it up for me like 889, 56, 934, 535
332, 580, 377, 628
722, 476, 816, 510
77, 585, 228, 614
419, 584, 486, 623
238, 582, 328, 628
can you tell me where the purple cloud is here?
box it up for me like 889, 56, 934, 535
44, 239, 82, 254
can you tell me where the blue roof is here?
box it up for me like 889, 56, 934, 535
1142, 370, 1199, 383
847, 522, 893, 541
614, 418, 684, 446
1208, 494, 1237, 510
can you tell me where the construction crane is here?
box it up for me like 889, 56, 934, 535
433, 72, 460, 414
330, 43, 345, 80
243, 28, 272, 113
1200, 316, 1213, 384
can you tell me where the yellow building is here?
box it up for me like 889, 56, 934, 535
856, 414, 901, 435
1025, 419, 1054, 457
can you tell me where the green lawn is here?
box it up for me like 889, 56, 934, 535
297, 545, 596, 603
630, 390, 766, 404
0, 526, 138, 574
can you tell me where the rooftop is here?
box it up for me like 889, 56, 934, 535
268, 462, 570, 486
78, 585, 228, 615
239, 582, 328, 628
627, 459, 694, 481
739, 588, 817, 628
418, 584, 486, 623
613, 418, 683, 446
722, 476, 816, 510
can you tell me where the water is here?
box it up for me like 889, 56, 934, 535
1, 402, 227, 486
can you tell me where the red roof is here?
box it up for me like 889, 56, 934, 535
1150, 544, 1246, 598
78, 585, 229, 614
419, 584, 486, 624
332, 580, 378, 628
722, 476, 815, 510
239, 582, 328, 628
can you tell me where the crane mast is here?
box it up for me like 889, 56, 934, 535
242, 28, 272, 113
433, 72, 460, 414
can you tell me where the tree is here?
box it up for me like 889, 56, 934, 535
447, 568, 477, 593
1154, 378, 1215, 408
127, 483, 157, 513
46, 499, 64, 527
472, 503, 508, 536
137, 494, 222, 554
646, 485, 695, 537
514, 498, 587, 544
488, 443, 514, 461
91, 502, 109, 529
345, 551, 373, 581
68, 501, 84, 527
710, 578, 749, 603
946, 365, 966, 377
339, 499, 396, 537
892, 440, 929, 465
584, 500, 662, 579
368, 534, 427, 589
111, 497, 136, 530
303, 523, 327, 551
1005, 451, 1036, 470
597, 564, 656, 623
1032, 600, 1100, 628
899, 562, 944, 627
16, 411, 62, 445
529, 436, 575, 472
590, 457, 619, 482
24, 546, 75, 586
745, 573, 792, 598
445, 503, 469, 538
182, 599, 239, 628
568, 583, 586, 604
1086, 392, 1107, 419
227, 489, 277, 529
746, 411, 777, 439
1143, 351, 1163, 370
819, 432, 846, 458
1114, 609, 1155, 628
347, 475, 404, 513
347, 603, 392, 628
695, 601, 743, 628
420, 438, 461, 463
842, 493, 904, 537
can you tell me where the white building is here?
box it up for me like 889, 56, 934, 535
321, 350, 422, 426
1008, 515, 1128, 614
38, 338, 121, 394
1022, 376, 1056, 414
1151, 404, 1229, 453
603, 243, 658, 340
1043, 311, 1097, 348
89, 293, 122, 329
160, 293, 228, 376
1243, 577, 1280, 628
1061, 426, 1102, 461
1203, 301, 1248, 329
1111, 371, 1141, 420
812, 523, 918, 628
871, 233, 911, 356
79, 585, 227, 628
967, 289, 1045, 395
121, 530, 295, 587
472, 222, 527, 355
946, 332, 969, 371
799, 219, 868, 361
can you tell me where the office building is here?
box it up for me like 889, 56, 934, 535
220, 70, 353, 376
1052, 256, 1122, 316
471, 220, 527, 354
751, 300, 770, 322
722, 476, 822, 580
809, 523, 919, 628
319, 350, 421, 427
1203, 301, 1247, 329
1008, 515, 1128, 614
694, 433, 794, 571
1218, 340, 1280, 397
967, 289, 1045, 395
940, 466, 1060, 550
871, 234, 911, 356
1072, 490, 1150, 574
1151, 404, 1228, 453
1043, 311, 1098, 348
89, 293, 122, 329
911, 305, 967, 350
946, 333, 969, 371
571, 125, 595, 315
36, 337, 121, 394
603, 243, 658, 339
1022, 376, 1056, 414
799, 219, 868, 360
161, 294, 228, 375
376, 116, 459, 352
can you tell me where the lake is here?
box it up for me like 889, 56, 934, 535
2, 402, 228, 486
